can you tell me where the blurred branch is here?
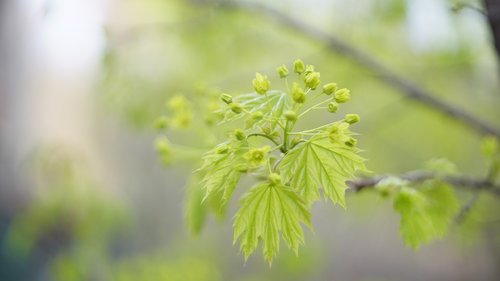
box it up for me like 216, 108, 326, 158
347, 170, 500, 197
484, 0, 500, 61
220, 1, 500, 138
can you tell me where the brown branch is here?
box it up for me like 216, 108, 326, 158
484, 0, 500, 61
221, 1, 500, 138
347, 170, 500, 197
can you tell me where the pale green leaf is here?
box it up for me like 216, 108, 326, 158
394, 181, 459, 249
233, 182, 311, 265
279, 136, 367, 207
197, 141, 248, 212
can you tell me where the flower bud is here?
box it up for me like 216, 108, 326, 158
251, 111, 264, 120
291, 136, 303, 148
334, 88, 351, 103
230, 103, 243, 114
234, 129, 246, 141
327, 102, 339, 113
345, 113, 360, 124
220, 93, 233, 104
154, 116, 169, 129
155, 138, 171, 154
304, 65, 315, 75
304, 72, 321, 89
252, 72, 270, 95
292, 82, 306, 103
244, 146, 271, 166
284, 110, 297, 121
323, 83, 337, 95
293, 59, 305, 74
345, 137, 357, 147
261, 126, 272, 135
268, 173, 282, 185
215, 144, 229, 154
276, 65, 289, 78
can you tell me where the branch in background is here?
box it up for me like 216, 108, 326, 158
221, 1, 500, 138
484, 0, 500, 61
347, 170, 500, 197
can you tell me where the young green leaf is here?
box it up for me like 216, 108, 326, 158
197, 142, 248, 211
279, 135, 367, 207
393, 181, 459, 249
233, 182, 311, 264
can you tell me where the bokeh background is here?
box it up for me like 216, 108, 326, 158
1, 0, 499, 280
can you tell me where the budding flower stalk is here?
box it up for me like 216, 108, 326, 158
323, 83, 337, 95
291, 82, 306, 103
276, 65, 289, 78
293, 59, 305, 74
304, 72, 321, 89
253, 72, 271, 95
334, 88, 351, 103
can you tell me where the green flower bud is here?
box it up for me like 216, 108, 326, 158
345, 113, 360, 124
261, 126, 272, 135
230, 103, 243, 114
284, 110, 297, 121
155, 138, 171, 154
329, 122, 350, 144
291, 136, 303, 148
304, 65, 315, 75
328, 102, 339, 113
234, 129, 246, 141
268, 173, 282, 185
244, 146, 271, 166
251, 111, 264, 120
345, 137, 357, 147
215, 144, 229, 154
154, 116, 169, 129
323, 83, 337, 95
252, 72, 271, 95
155, 138, 172, 166
334, 88, 351, 103
304, 72, 321, 89
292, 82, 306, 103
220, 93, 233, 104
293, 59, 305, 74
276, 65, 289, 78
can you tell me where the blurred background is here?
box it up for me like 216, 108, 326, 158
1, 0, 499, 280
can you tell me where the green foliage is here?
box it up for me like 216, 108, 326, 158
393, 181, 459, 249
279, 135, 366, 207
156, 60, 367, 264
233, 181, 311, 264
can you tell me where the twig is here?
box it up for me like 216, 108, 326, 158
221, 1, 500, 138
347, 170, 500, 197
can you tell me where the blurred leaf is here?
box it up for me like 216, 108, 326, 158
394, 181, 459, 249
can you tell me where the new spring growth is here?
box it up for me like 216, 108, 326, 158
216, 143, 230, 154
323, 83, 337, 95
329, 122, 350, 144
220, 93, 233, 104
234, 129, 246, 141
251, 111, 264, 120
244, 146, 271, 166
277, 65, 289, 78
304, 71, 321, 89
253, 73, 271, 95
292, 82, 306, 103
154, 116, 169, 129
268, 173, 282, 185
345, 137, 357, 147
328, 102, 339, 113
334, 88, 351, 103
345, 114, 360, 124
284, 110, 297, 121
293, 59, 305, 74
230, 103, 243, 114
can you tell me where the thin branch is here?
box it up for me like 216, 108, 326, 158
347, 170, 500, 197
483, 0, 500, 61
221, 1, 500, 138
